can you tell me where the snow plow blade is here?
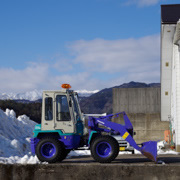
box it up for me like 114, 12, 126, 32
141, 141, 157, 162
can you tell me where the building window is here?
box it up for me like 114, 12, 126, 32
165, 91, 168, 96
165, 62, 169, 67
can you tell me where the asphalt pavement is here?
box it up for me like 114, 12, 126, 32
63, 153, 180, 165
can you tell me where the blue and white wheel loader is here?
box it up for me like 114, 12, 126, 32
31, 84, 157, 163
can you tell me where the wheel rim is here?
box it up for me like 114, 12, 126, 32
96, 141, 112, 157
41, 142, 56, 158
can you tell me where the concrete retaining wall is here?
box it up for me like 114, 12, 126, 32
113, 88, 169, 143
0, 164, 180, 180
113, 88, 160, 114
122, 113, 169, 143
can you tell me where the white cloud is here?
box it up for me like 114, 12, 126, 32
50, 54, 73, 72
124, 0, 162, 7
0, 63, 104, 93
0, 34, 160, 93
68, 34, 160, 84
53, 60, 73, 72
0, 63, 49, 93
51, 72, 104, 91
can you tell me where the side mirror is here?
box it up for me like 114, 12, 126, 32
69, 100, 72, 107
133, 132, 136, 136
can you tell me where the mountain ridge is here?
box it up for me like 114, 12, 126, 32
79, 81, 160, 114
0, 82, 160, 121
0, 89, 99, 101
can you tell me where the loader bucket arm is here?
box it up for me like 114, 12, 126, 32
89, 112, 157, 162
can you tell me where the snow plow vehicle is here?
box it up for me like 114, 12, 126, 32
31, 84, 157, 163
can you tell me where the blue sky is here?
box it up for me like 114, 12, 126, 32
0, 0, 179, 93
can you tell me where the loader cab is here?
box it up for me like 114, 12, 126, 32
41, 85, 83, 135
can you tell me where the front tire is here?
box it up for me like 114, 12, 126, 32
58, 149, 71, 162
90, 135, 119, 163
36, 137, 65, 163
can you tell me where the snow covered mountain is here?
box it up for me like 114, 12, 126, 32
0, 89, 99, 101
0, 90, 42, 101
76, 90, 99, 97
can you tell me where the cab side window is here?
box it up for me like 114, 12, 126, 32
56, 95, 71, 121
45, 97, 53, 120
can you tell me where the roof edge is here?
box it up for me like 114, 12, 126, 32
161, 4, 180, 7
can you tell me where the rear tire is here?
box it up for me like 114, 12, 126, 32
90, 135, 119, 163
36, 137, 65, 163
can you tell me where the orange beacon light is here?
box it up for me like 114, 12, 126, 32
61, 84, 72, 89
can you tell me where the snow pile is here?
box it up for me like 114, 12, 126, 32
0, 154, 41, 164
0, 150, 91, 164
157, 141, 179, 155
0, 108, 37, 157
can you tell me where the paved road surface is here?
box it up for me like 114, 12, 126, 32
63, 153, 180, 165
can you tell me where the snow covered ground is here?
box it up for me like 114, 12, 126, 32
0, 108, 178, 164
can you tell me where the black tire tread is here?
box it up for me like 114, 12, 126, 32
36, 136, 65, 163
58, 149, 71, 162
90, 135, 119, 163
